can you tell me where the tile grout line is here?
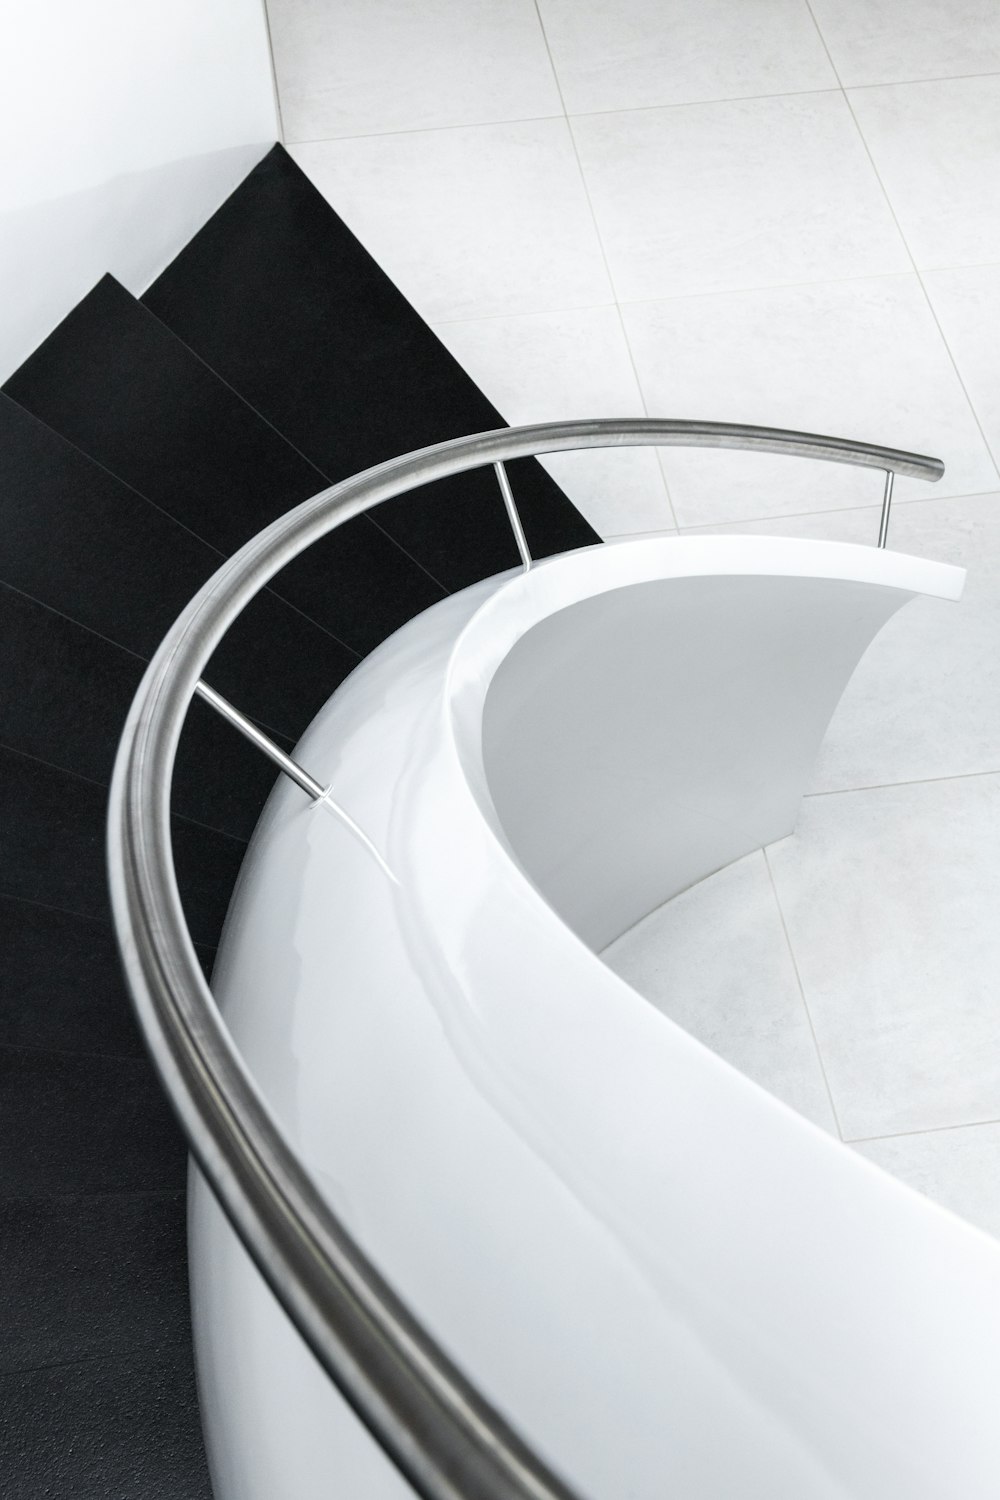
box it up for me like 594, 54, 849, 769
530, 0, 680, 529
281, 72, 1000, 149
428, 261, 997, 327
802, 0, 1000, 488
602, 485, 998, 538
806, 766, 1000, 799
762, 844, 845, 1139
287, 112, 566, 148
848, 1114, 1000, 1146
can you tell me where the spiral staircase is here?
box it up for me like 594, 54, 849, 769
0, 144, 594, 1497
6, 142, 1000, 1500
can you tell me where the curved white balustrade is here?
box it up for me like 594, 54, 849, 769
192, 534, 1000, 1500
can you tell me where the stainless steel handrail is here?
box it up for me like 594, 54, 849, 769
107, 420, 943, 1500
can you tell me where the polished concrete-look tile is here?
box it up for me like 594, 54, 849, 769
691, 493, 1000, 792
537, 0, 835, 114
572, 92, 908, 304
766, 774, 1000, 1141
604, 851, 837, 1132
849, 76, 1000, 270
810, 0, 1000, 88
855, 1123, 1000, 1241
268, 0, 560, 141
621, 275, 997, 524
433, 306, 673, 534
923, 263, 1000, 463
290, 121, 613, 324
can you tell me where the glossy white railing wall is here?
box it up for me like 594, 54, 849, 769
194, 528, 1000, 1500
109, 421, 974, 1500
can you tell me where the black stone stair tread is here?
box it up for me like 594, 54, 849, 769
0, 1046, 187, 1196
142, 144, 599, 591
0, 393, 358, 732
0, 1343, 210, 1500
0, 391, 220, 660
0, 585, 291, 841
0, 747, 246, 947
0, 582, 140, 787
0, 1191, 189, 1371
3, 275, 442, 655
0, 899, 144, 1058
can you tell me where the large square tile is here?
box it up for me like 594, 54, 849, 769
811, 0, 1000, 88
268, 0, 561, 141
767, 774, 1000, 1139
433, 307, 673, 534
924, 263, 1000, 463
604, 851, 837, 1131
855, 1123, 1000, 1240
691, 493, 1000, 790
290, 121, 613, 323
850, 77, 1000, 269
537, 0, 835, 114
621, 276, 997, 524
572, 92, 908, 304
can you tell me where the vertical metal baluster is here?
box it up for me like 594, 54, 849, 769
494, 461, 532, 573
195, 681, 326, 799
194, 681, 398, 880
877, 469, 894, 549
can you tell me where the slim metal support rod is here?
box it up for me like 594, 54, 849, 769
877, 469, 895, 549
195, 681, 325, 801
494, 460, 532, 572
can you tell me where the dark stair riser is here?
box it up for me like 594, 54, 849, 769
141, 145, 600, 591
0, 747, 244, 946
0, 584, 293, 841
2, 277, 446, 655
0, 392, 360, 738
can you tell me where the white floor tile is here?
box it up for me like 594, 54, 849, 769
603, 851, 837, 1132
690, 493, 1000, 791
433, 307, 673, 535
855, 1123, 1000, 1241
536, 0, 835, 115
289, 122, 613, 323
849, 76, 1000, 270
766, 774, 1000, 1140
572, 92, 908, 304
924, 263, 1000, 465
621, 276, 997, 525
267, 0, 561, 142
810, 0, 1000, 89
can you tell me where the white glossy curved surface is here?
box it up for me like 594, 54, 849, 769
192, 534, 1000, 1500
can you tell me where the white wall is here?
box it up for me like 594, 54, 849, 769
0, 0, 278, 378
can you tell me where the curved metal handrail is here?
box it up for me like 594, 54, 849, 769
107, 420, 943, 1500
